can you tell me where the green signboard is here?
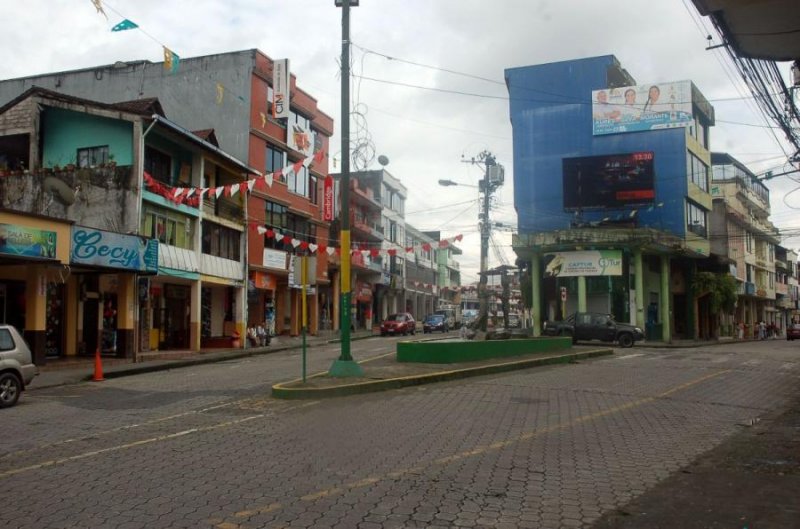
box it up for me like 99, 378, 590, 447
0, 223, 57, 259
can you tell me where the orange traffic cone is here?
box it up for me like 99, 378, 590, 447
92, 348, 104, 381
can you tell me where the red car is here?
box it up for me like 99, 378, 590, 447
787, 323, 800, 341
380, 313, 416, 336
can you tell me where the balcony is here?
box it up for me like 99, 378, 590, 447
203, 195, 244, 224
351, 180, 381, 212
351, 212, 384, 242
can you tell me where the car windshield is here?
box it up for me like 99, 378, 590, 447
426, 315, 444, 322
386, 314, 400, 321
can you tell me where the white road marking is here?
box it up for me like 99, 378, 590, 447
616, 353, 644, 360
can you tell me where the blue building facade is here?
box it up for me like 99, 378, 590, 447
507, 55, 715, 341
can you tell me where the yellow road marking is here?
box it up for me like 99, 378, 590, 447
234, 502, 282, 518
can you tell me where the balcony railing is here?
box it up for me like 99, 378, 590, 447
203, 196, 244, 223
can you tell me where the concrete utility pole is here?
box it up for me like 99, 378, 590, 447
467, 151, 504, 332
330, 0, 363, 377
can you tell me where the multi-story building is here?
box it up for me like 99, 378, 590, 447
423, 230, 462, 311
0, 87, 257, 362
506, 55, 716, 341
0, 49, 334, 337
404, 226, 438, 320
709, 152, 780, 335
775, 246, 798, 331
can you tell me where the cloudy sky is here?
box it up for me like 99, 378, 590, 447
2, 1, 798, 282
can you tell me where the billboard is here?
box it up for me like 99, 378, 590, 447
592, 80, 693, 135
544, 251, 623, 278
562, 152, 655, 210
0, 223, 57, 259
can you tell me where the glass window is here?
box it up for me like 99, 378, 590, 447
0, 329, 13, 351
77, 145, 109, 168
266, 145, 286, 176
141, 206, 193, 249
686, 201, 707, 238
287, 164, 308, 197
201, 221, 241, 261
687, 153, 708, 192
144, 146, 172, 184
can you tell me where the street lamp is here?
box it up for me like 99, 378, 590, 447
329, 0, 363, 377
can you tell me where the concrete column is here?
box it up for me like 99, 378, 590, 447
116, 273, 136, 358
531, 253, 542, 337
634, 249, 645, 329
25, 265, 47, 365
577, 276, 587, 312
235, 283, 246, 347
65, 276, 78, 357
190, 280, 201, 351
661, 255, 671, 343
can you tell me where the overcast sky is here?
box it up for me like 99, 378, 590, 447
3, 1, 798, 282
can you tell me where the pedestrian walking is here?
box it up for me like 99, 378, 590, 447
737, 321, 745, 340
758, 320, 766, 340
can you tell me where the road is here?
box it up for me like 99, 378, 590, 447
1, 337, 798, 528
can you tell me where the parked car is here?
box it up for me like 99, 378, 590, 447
423, 314, 449, 333
0, 324, 38, 408
380, 313, 416, 336
787, 323, 800, 341
543, 312, 644, 348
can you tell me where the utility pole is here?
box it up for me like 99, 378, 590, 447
465, 151, 504, 332
330, 0, 363, 377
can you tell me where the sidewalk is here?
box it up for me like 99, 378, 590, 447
30, 329, 377, 391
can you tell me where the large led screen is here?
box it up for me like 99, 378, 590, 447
562, 152, 655, 210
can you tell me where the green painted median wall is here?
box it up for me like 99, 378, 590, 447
396, 337, 572, 363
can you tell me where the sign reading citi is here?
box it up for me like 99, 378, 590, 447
71, 227, 159, 273
544, 251, 622, 277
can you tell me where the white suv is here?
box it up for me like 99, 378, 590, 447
0, 324, 39, 408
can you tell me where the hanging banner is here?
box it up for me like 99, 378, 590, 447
543, 250, 623, 277
272, 58, 290, 119
592, 80, 693, 136
323, 175, 334, 221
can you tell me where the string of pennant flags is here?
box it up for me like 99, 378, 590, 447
142, 150, 325, 205
249, 226, 464, 258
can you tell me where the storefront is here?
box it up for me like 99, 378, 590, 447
249, 270, 277, 334
0, 210, 72, 364
69, 225, 159, 358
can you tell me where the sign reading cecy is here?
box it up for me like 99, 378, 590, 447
71, 227, 159, 272
544, 250, 622, 277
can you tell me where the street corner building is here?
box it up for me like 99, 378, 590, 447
505, 55, 719, 342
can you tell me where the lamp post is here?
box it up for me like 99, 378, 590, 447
330, 0, 363, 377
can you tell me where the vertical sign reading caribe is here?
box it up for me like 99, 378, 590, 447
323, 175, 334, 221
272, 59, 290, 119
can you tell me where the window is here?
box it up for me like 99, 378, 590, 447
142, 206, 193, 248
265, 201, 288, 249
389, 221, 398, 243
0, 328, 13, 351
686, 153, 709, 192
686, 201, 707, 238
77, 145, 109, 168
201, 221, 241, 261
691, 116, 708, 148
266, 145, 286, 177
145, 146, 172, 184
308, 174, 318, 205
286, 213, 316, 244
287, 164, 308, 197
290, 110, 311, 131
746, 264, 754, 283
746, 232, 753, 253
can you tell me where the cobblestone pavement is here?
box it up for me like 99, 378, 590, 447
1, 339, 797, 528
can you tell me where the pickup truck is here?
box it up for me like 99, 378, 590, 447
542, 312, 644, 348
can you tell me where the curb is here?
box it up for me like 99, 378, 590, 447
30, 333, 380, 390
271, 348, 614, 399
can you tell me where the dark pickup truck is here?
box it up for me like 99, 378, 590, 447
542, 312, 644, 348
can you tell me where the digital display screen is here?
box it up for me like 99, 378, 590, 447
562, 152, 655, 210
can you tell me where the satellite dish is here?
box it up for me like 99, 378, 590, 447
43, 176, 75, 206
377, 155, 390, 166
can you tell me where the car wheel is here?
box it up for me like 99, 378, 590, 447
0, 372, 22, 408
618, 333, 634, 348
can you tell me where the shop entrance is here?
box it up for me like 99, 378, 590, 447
82, 298, 99, 355
160, 284, 190, 349
0, 281, 26, 331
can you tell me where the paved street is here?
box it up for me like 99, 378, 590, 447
1, 338, 798, 529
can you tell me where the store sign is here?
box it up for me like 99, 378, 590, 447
0, 223, 57, 259
592, 80, 694, 136
272, 58, 290, 119
323, 175, 334, 221
263, 248, 288, 270
71, 227, 159, 272
544, 250, 623, 277
252, 271, 277, 290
